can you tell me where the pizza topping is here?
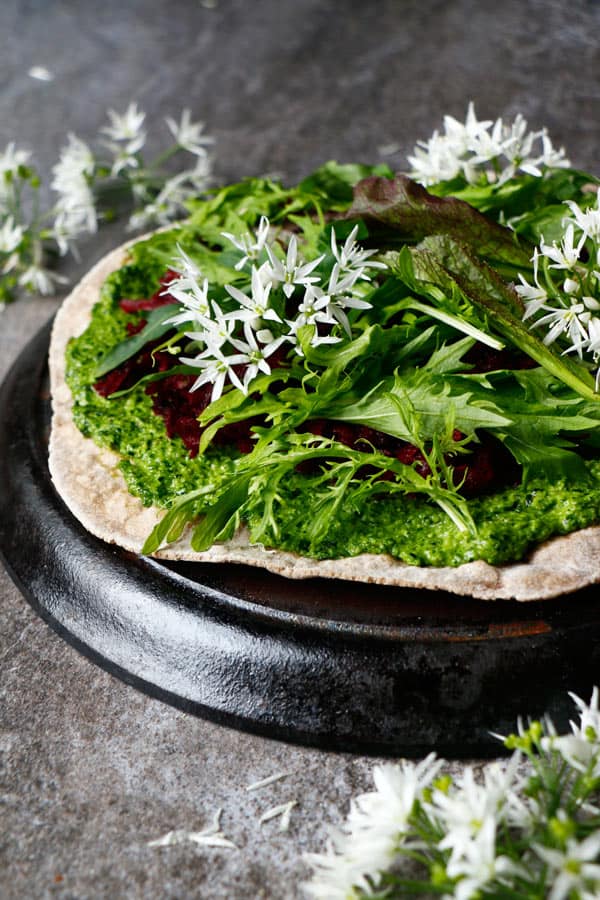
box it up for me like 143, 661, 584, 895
65, 156, 600, 566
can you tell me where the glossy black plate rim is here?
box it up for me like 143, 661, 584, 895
2, 318, 600, 758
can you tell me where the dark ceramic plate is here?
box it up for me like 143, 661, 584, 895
1, 319, 600, 757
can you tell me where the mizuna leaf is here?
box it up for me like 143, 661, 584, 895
141, 486, 215, 555
190, 475, 253, 551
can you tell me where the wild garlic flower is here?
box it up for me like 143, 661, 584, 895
165, 109, 214, 157
101, 102, 147, 175
445, 816, 526, 900
533, 834, 600, 900
225, 264, 281, 327
330, 224, 387, 276
51, 134, 97, 254
0, 143, 31, 204
229, 322, 288, 391
433, 762, 520, 856
266, 233, 323, 299
567, 191, 600, 243
185, 302, 236, 353
167, 223, 385, 399
519, 193, 600, 383
18, 262, 68, 295
165, 275, 211, 325
304, 755, 442, 900
305, 691, 600, 899
128, 156, 212, 229
181, 348, 248, 401
408, 102, 570, 187
222, 215, 271, 270
0, 217, 24, 254
541, 687, 600, 778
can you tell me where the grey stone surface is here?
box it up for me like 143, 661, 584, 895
1, 1, 600, 897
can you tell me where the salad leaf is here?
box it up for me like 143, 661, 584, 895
297, 160, 394, 207
319, 368, 511, 441
409, 235, 600, 402
428, 168, 600, 244
347, 173, 533, 269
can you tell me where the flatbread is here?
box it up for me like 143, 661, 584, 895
48, 237, 600, 601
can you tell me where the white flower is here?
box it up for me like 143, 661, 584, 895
284, 285, 341, 353
18, 264, 67, 295
0, 217, 24, 254
407, 131, 464, 186
266, 234, 323, 298
101, 103, 147, 176
102, 101, 146, 157
185, 301, 236, 352
433, 759, 523, 862
129, 157, 211, 227
165, 109, 214, 157
533, 833, 600, 900
408, 104, 571, 187
166, 275, 211, 326
540, 224, 586, 271
222, 215, 271, 270
566, 192, 600, 243
0, 143, 31, 201
518, 250, 549, 317
533, 298, 589, 356
225, 264, 281, 326
304, 755, 442, 900
325, 265, 373, 336
330, 225, 386, 276
293, 284, 337, 329
51, 134, 97, 254
229, 321, 287, 391
445, 816, 525, 900
102, 102, 146, 144
181, 347, 248, 401
536, 130, 571, 172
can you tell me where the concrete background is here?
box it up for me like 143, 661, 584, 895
1, 1, 600, 897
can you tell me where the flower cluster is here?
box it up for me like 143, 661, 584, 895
166, 221, 386, 400
408, 102, 570, 187
304, 689, 600, 900
0, 103, 213, 307
517, 191, 600, 386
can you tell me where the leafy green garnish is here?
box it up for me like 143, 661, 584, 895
94, 303, 179, 378
348, 173, 533, 270
408, 235, 600, 401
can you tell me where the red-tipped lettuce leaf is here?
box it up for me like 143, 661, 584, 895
348, 173, 532, 268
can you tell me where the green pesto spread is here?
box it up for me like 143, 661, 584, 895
65, 259, 600, 569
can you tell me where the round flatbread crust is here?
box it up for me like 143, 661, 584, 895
48, 237, 600, 601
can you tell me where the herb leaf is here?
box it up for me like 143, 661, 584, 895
94, 303, 179, 378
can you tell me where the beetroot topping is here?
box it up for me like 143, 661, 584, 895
463, 343, 536, 373
118, 270, 179, 314
304, 420, 517, 495
146, 374, 211, 457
